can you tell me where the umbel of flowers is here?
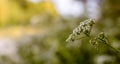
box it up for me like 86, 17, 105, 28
66, 18, 95, 43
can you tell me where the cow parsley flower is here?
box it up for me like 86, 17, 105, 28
66, 18, 95, 43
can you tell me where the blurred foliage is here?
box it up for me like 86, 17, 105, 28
0, 0, 57, 26
0, 0, 120, 64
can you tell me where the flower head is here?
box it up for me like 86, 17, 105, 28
66, 18, 95, 43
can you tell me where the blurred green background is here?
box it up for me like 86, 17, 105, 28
0, 0, 120, 64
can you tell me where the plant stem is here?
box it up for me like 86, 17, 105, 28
102, 41, 120, 54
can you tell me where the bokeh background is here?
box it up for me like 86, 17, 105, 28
0, 0, 120, 64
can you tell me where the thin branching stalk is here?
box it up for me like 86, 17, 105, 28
89, 32, 120, 54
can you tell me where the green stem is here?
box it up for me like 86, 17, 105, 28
102, 40, 120, 54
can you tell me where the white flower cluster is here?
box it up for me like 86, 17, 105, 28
66, 18, 95, 43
